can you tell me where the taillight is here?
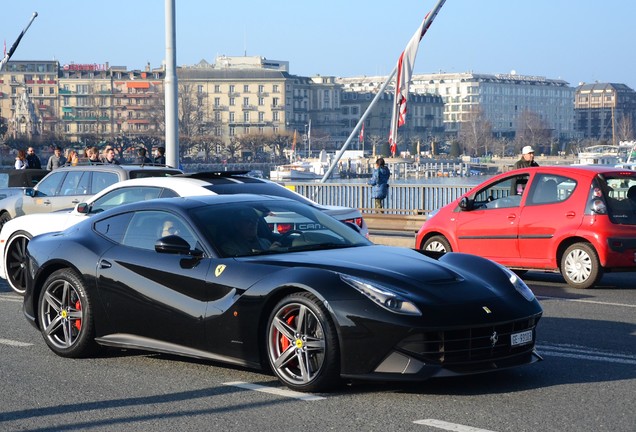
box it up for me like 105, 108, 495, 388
345, 217, 363, 228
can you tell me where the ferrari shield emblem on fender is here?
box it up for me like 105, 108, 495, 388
215, 264, 226, 277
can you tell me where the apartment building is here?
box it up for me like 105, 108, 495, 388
574, 82, 636, 142
338, 71, 577, 143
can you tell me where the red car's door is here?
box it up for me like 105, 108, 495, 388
454, 174, 528, 261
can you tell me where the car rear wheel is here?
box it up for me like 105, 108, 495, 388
561, 243, 602, 289
38, 269, 98, 357
423, 235, 452, 253
267, 292, 340, 392
5, 231, 32, 295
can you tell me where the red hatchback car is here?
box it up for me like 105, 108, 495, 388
416, 166, 636, 289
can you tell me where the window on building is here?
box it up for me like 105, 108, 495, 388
243, 84, 249, 92
198, 85, 204, 94
243, 97, 249, 107
244, 111, 250, 122
229, 85, 235, 93
258, 112, 264, 122
273, 111, 279, 121
229, 97, 235, 106
229, 126, 235, 136
273, 97, 279, 107
229, 112, 235, 122
273, 84, 279, 93
258, 97, 264, 106
214, 85, 221, 93
215, 112, 221, 122
214, 97, 220, 107
258, 85, 265, 93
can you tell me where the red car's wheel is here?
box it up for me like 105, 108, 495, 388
561, 242, 602, 289
423, 235, 452, 253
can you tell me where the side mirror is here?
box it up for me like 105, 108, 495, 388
459, 196, 473, 211
24, 188, 36, 197
155, 235, 203, 257
76, 203, 90, 214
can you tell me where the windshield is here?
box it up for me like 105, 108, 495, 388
188, 199, 371, 257
597, 173, 636, 225
202, 183, 318, 207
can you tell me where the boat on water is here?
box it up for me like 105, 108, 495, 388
576, 144, 621, 166
270, 161, 326, 181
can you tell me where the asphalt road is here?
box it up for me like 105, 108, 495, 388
1, 272, 634, 432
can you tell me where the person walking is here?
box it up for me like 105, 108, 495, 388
26, 147, 42, 169
368, 157, 391, 209
515, 146, 539, 169
46, 146, 67, 170
102, 147, 120, 165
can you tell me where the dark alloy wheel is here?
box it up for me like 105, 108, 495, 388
38, 269, 98, 357
5, 231, 32, 295
267, 292, 340, 392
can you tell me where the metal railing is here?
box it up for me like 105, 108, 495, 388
287, 182, 472, 214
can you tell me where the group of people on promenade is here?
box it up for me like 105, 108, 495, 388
14, 145, 166, 171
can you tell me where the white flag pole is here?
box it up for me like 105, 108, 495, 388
0, 12, 38, 72
319, 0, 447, 183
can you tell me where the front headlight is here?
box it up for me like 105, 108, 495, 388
340, 275, 422, 316
500, 266, 535, 301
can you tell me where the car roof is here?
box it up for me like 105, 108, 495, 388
506, 165, 636, 176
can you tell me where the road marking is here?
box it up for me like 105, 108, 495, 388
0, 338, 32, 347
414, 419, 496, 431
537, 295, 636, 308
0, 294, 22, 303
537, 343, 636, 365
223, 381, 325, 401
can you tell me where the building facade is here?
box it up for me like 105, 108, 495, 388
574, 82, 636, 142
339, 72, 577, 142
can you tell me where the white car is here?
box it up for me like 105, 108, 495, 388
0, 172, 368, 294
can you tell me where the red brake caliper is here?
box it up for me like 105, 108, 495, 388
74, 300, 82, 331
279, 315, 296, 351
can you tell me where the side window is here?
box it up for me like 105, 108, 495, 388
59, 171, 88, 196
473, 176, 524, 209
121, 210, 197, 251
35, 172, 65, 197
91, 186, 166, 214
528, 174, 576, 205
94, 212, 134, 244
90, 172, 119, 194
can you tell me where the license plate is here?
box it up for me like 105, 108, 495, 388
511, 330, 533, 346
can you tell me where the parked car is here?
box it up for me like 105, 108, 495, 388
0, 168, 49, 200
0, 164, 182, 231
23, 194, 542, 392
416, 165, 636, 289
0, 172, 367, 294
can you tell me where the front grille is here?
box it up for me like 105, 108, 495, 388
397, 315, 540, 366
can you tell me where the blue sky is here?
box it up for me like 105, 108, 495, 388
5, 0, 635, 89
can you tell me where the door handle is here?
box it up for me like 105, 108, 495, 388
99, 260, 112, 269
565, 211, 576, 218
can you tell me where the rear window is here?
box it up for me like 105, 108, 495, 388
597, 173, 636, 225
202, 183, 317, 207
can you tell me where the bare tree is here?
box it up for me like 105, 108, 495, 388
269, 133, 292, 162
515, 109, 552, 154
225, 136, 242, 162
458, 107, 493, 156
616, 113, 634, 142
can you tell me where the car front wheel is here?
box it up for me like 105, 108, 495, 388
267, 292, 340, 392
5, 231, 32, 295
423, 235, 452, 253
38, 269, 98, 357
560, 243, 602, 289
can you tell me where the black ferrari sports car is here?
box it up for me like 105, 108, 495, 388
24, 194, 543, 392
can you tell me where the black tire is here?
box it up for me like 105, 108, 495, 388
266, 292, 340, 392
0, 212, 12, 232
38, 268, 98, 358
560, 242, 602, 289
513, 269, 529, 277
423, 235, 452, 253
4, 231, 32, 295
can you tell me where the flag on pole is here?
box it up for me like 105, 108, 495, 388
292, 130, 297, 152
388, 0, 446, 156
359, 123, 364, 144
